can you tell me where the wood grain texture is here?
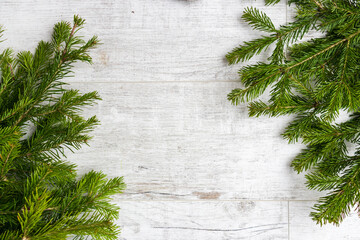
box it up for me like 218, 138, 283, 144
289, 201, 360, 240
68, 82, 321, 201
3, 0, 357, 239
116, 200, 288, 240
0, 0, 287, 83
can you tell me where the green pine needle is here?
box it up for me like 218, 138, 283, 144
0, 15, 125, 239
228, 0, 360, 225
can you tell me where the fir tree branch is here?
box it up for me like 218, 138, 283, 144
12, 18, 86, 127
227, 17, 315, 64
229, 0, 360, 224
0, 98, 33, 123
311, 164, 360, 225
242, 7, 276, 33
288, 74, 314, 97
8, 63, 15, 80
332, 1, 354, 14
287, 39, 346, 71
0, 143, 16, 179
62, 21, 78, 59
285, 27, 360, 74
265, 0, 281, 6
312, 0, 323, 9
0, 16, 122, 239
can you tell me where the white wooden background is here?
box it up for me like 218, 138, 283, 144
2, 0, 360, 239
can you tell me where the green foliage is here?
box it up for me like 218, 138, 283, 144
228, 0, 360, 225
0, 16, 125, 239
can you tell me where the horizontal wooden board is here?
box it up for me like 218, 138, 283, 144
289, 201, 360, 240
115, 200, 288, 240
0, 0, 287, 82
66, 82, 322, 201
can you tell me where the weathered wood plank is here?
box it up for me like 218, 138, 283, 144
0, 0, 287, 82
67, 82, 321, 201
4, 1, 359, 239
289, 201, 360, 240
115, 200, 288, 240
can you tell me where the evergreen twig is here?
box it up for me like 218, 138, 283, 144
0, 16, 125, 239
228, 0, 360, 225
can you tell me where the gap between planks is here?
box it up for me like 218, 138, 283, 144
288, 200, 291, 240
115, 199, 319, 202
70, 80, 242, 84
